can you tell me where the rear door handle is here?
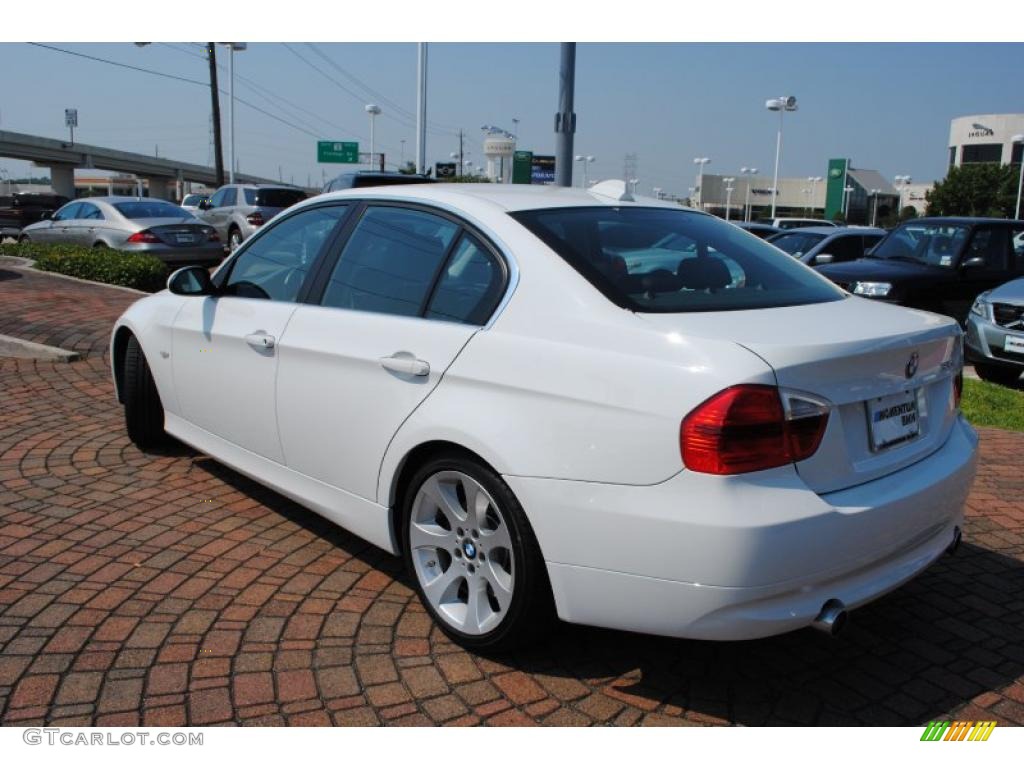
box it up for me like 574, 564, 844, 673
379, 355, 430, 376
245, 332, 275, 350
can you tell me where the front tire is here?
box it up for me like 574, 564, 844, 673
974, 363, 1021, 387
401, 453, 552, 652
122, 335, 168, 449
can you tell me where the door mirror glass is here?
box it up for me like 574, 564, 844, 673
960, 256, 986, 271
815, 253, 834, 264
168, 266, 216, 296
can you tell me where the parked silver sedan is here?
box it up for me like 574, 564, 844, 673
966, 277, 1024, 386
21, 197, 224, 267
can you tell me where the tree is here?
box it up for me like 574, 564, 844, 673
926, 163, 1019, 217
899, 205, 918, 221
397, 161, 418, 175
831, 210, 846, 224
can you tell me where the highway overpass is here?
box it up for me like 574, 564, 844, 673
0, 129, 310, 199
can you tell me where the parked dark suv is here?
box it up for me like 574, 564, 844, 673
322, 171, 435, 192
816, 217, 1024, 323
0, 192, 70, 240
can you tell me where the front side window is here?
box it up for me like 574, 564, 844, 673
221, 188, 237, 207
209, 188, 228, 208
425, 234, 505, 325
53, 202, 82, 222
512, 207, 844, 313
321, 206, 458, 317
1012, 226, 1024, 274
962, 227, 1009, 272
769, 231, 828, 257
823, 235, 866, 262
224, 205, 348, 302
872, 222, 971, 268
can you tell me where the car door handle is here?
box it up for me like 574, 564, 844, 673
244, 332, 275, 350
379, 355, 430, 376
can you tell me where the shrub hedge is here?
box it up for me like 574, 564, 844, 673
0, 242, 169, 292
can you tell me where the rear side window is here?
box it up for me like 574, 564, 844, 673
321, 206, 458, 317
246, 188, 307, 207
512, 207, 844, 313
426, 234, 505, 325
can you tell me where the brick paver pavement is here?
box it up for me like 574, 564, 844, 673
1, 260, 1023, 727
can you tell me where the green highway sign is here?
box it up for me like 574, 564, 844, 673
318, 141, 359, 163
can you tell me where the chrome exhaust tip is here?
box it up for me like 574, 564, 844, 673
947, 526, 962, 555
811, 599, 848, 637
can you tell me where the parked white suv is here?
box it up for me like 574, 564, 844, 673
197, 184, 307, 252
111, 182, 977, 650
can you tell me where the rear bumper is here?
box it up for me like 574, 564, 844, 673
122, 243, 224, 266
506, 415, 978, 640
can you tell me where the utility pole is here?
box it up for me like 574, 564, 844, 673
554, 43, 576, 188
458, 130, 464, 176
416, 43, 428, 175
207, 43, 225, 188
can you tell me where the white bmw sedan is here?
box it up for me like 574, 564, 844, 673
110, 182, 978, 650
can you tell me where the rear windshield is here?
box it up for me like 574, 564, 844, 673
872, 222, 971, 268
512, 207, 845, 313
243, 188, 307, 208
770, 231, 828, 256
113, 201, 189, 219
181, 194, 208, 206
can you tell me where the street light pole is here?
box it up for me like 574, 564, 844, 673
724, 179, 735, 221
765, 96, 798, 219
807, 176, 822, 216
893, 175, 911, 219
870, 188, 881, 227
1012, 134, 1024, 220
575, 155, 595, 188
554, 43, 577, 188
843, 185, 854, 219
740, 167, 757, 221
365, 104, 382, 170
225, 42, 246, 184
416, 43, 428, 175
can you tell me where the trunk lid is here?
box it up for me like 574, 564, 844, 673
143, 220, 215, 247
639, 295, 962, 493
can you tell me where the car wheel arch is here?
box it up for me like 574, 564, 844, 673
111, 325, 135, 403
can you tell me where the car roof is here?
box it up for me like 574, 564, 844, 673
909, 216, 1024, 225
776, 226, 886, 236
309, 182, 692, 214
71, 196, 181, 204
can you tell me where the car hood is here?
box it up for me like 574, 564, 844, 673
815, 257, 951, 282
985, 277, 1024, 304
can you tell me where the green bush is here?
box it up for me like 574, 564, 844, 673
0, 242, 168, 292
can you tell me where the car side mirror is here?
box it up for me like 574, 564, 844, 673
41, 212, 52, 220
167, 266, 217, 296
198, 200, 212, 210
815, 253, 834, 265
960, 256, 986, 271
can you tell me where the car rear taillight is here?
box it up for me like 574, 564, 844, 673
126, 230, 160, 243
681, 384, 829, 475
953, 370, 963, 410
204, 228, 220, 242
246, 212, 264, 226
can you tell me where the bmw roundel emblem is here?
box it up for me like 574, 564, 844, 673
905, 352, 919, 379
463, 541, 477, 559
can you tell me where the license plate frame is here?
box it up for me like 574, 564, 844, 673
174, 233, 195, 245
867, 389, 920, 452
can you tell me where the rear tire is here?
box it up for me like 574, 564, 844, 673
228, 228, 243, 253
93, 241, 107, 249
123, 335, 168, 450
974, 363, 1022, 387
401, 452, 553, 653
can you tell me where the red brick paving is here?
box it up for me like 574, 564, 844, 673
1, 259, 1023, 726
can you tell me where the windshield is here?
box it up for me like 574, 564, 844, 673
243, 188, 307, 208
512, 207, 845, 313
873, 222, 970, 267
113, 201, 190, 219
769, 231, 828, 257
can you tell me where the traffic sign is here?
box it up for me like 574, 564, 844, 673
317, 141, 359, 164
64, 109, 78, 128
435, 162, 457, 179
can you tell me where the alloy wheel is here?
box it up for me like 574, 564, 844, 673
409, 470, 515, 636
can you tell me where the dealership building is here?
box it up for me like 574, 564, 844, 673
948, 113, 1024, 167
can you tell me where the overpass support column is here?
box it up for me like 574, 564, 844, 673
49, 164, 76, 198
145, 176, 172, 200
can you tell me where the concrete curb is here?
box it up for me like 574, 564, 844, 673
0, 333, 81, 362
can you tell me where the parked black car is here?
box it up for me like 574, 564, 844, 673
0, 192, 70, 240
816, 217, 1024, 323
733, 221, 781, 239
322, 171, 436, 193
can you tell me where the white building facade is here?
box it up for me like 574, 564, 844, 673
949, 114, 1024, 168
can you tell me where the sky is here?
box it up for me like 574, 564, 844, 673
0, 42, 1022, 194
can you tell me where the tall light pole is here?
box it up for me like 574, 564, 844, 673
807, 176, 822, 215
740, 167, 757, 221
693, 157, 710, 210
416, 43, 428, 175
1011, 134, 1024, 220
765, 95, 797, 219
870, 188, 881, 227
365, 104, 382, 170
628, 178, 639, 195
575, 155, 595, 187
653, 186, 662, 200
723, 178, 735, 221
843, 185, 854, 219
224, 42, 246, 183
554, 43, 576, 188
